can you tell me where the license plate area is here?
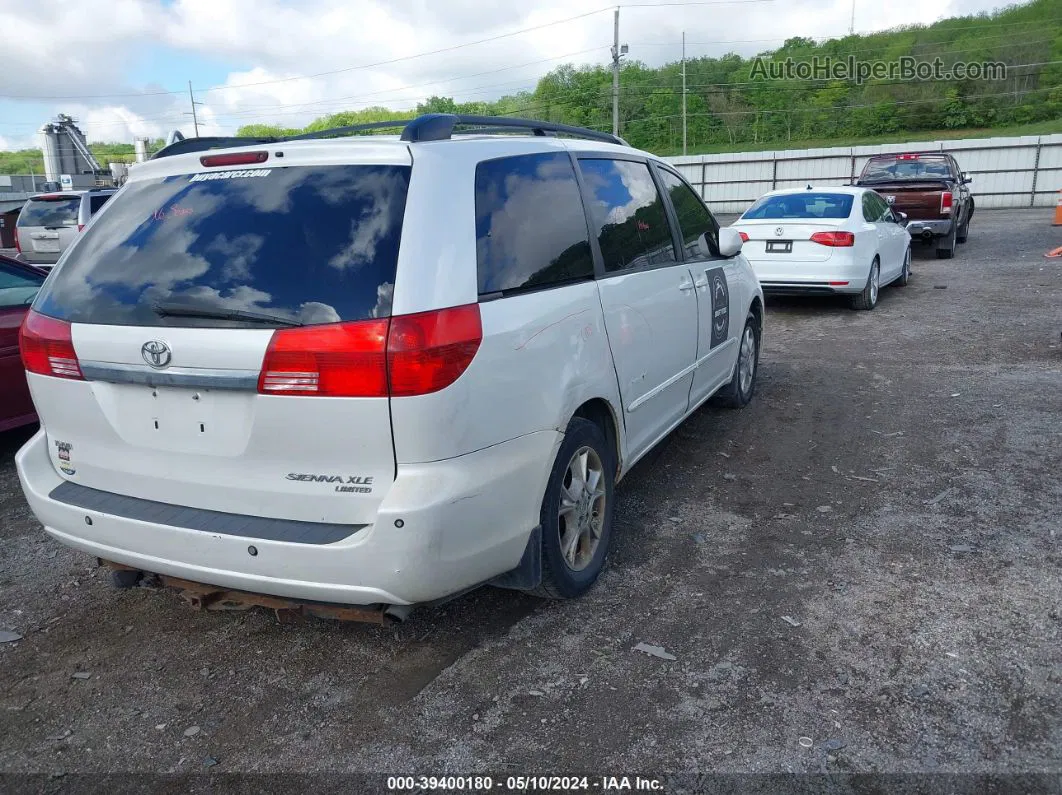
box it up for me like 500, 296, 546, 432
766, 240, 793, 253
33, 238, 60, 252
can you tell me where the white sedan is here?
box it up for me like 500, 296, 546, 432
731, 186, 912, 310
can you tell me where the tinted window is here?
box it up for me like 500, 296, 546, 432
863, 192, 890, 222
18, 197, 80, 228
89, 194, 111, 214
35, 165, 411, 328
861, 155, 953, 182
659, 169, 720, 259
578, 158, 676, 273
743, 193, 854, 220
475, 153, 594, 295
0, 261, 45, 309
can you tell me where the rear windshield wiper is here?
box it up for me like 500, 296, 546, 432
152, 301, 304, 327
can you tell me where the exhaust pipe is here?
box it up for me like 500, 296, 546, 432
921, 229, 933, 240
384, 604, 413, 623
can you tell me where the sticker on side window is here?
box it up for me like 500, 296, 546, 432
188, 169, 272, 183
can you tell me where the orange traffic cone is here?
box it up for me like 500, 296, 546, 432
1055, 189, 1062, 226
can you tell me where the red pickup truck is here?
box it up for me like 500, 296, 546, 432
855, 152, 974, 259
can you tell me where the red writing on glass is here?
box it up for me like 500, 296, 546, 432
636, 220, 650, 232
153, 205, 194, 221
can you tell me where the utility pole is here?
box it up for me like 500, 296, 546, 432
611, 7, 620, 137
682, 31, 687, 155
187, 80, 201, 137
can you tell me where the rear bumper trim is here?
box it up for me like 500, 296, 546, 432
48, 480, 364, 545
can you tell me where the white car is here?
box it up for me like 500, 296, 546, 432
731, 187, 911, 310
15, 114, 764, 618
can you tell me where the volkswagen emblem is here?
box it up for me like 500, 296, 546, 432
774, 227, 784, 237
141, 340, 172, 369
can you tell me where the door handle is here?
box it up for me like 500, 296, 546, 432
678, 278, 695, 292
693, 277, 708, 289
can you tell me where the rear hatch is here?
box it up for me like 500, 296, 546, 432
859, 182, 951, 219
24, 148, 413, 525
16, 195, 81, 264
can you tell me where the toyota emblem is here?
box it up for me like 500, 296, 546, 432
141, 340, 172, 369
774, 227, 784, 237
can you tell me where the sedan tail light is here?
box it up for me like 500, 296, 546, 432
940, 191, 953, 215
738, 231, 749, 242
810, 231, 855, 247
13, 226, 20, 253
19, 311, 84, 380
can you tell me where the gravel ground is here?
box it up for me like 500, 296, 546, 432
0, 209, 1060, 785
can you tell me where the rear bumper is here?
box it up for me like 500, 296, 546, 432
760, 283, 856, 296
752, 253, 866, 296
17, 428, 561, 606
18, 250, 60, 265
904, 219, 953, 239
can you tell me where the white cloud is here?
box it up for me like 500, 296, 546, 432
0, 0, 1017, 147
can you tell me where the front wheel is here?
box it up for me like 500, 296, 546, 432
850, 259, 880, 310
713, 312, 760, 409
529, 418, 615, 600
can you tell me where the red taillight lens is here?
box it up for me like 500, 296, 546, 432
77, 224, 85, 232
258, 319, 389, 397
200, 151, 268, 168
387, 304, 482, 397
810, 231, 855, 247
738, 231, 749, 242
13, 226, 20, 253
19, 310, 83, 380
940, 191, 953, 214
257, 305, 482, 399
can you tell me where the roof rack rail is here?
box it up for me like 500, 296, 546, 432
151, 135, 278, 160
280, 114, 628, 147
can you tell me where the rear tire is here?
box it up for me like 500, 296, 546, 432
936, 225, 956, 258
713, 313, 760, 409
897, 247, 911, 287
529, 418, 615, 600
850, 259, 880, 310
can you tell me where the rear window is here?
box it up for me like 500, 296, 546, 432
741, 193, 854, 220
34, 165, 411, 328
89, 194, 111, 214
475, 152, 594, 295
18, 197, 80, 228
861, 156, 953, 182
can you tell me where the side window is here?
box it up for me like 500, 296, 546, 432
861, 193, 877, 223
577, 158, 676, 273
89, 195, 111, 214
658, 168, 720, 259
0, 263, 45, 309
475, 152, 594, 295
870, 192, 891, 221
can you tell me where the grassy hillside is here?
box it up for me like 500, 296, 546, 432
239, 0, 1062, 153
0, 141, 161, 176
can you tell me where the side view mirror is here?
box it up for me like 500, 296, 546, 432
895, 211, 908, 226
962, 174, 973, 185
718, 227, 743, 258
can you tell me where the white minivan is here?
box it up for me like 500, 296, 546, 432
16, 114, 763, 615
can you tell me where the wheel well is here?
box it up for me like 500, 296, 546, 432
573, 398, 620, 475
748, 296, 763, 331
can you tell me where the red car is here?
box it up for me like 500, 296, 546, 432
0, 254, 47, 432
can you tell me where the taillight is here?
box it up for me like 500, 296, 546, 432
940, 191, 953, 214
810, 231, 855, 247
387, 305, 482, 397
257, 305, 482, 398
201, 151, 268, 168
77, 224, 85, 232
19, 311, 84, 380
738, 231, 749, 242
258, 319, 390, 397
13, 226, 20, 253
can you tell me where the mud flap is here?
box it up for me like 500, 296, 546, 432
489, 525, 542, 591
